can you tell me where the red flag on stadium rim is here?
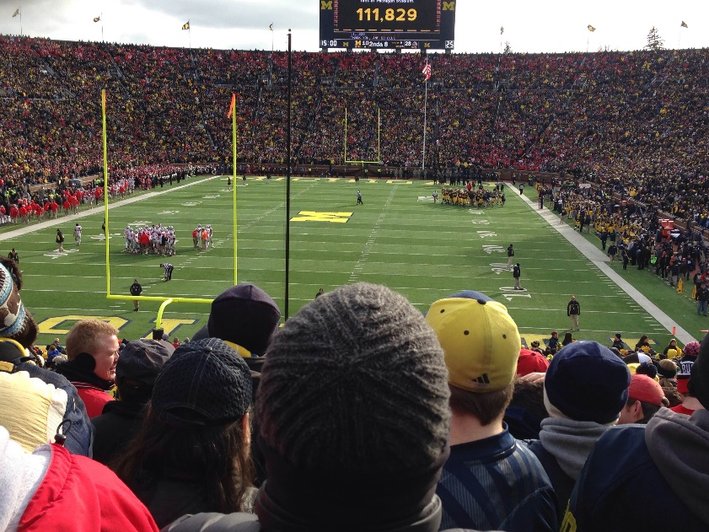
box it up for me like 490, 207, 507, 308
227, 93, 236, 119
422, 62, 431, 82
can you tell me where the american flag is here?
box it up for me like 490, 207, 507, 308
422, 62, 431, 82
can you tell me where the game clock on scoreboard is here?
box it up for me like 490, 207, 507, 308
319, 0, 456, 50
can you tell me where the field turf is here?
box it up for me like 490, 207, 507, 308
2, 175, 705, 349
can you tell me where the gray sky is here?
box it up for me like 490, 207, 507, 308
0, 0, 706, 53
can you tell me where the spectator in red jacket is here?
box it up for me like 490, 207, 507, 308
56, 320, 120, 418
0, 425, 158, 531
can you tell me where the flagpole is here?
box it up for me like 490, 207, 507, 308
269, 24, 274, 86
284, 30, 292, 321
422, 76, 428, 173
101, 12, 104, 42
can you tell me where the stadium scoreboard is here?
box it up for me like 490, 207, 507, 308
319, 0, 456, 51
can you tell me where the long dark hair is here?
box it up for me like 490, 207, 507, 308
113, 403, 253, 514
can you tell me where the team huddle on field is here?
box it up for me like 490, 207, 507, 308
123, 224, 176, 256
440, 182, 506, 208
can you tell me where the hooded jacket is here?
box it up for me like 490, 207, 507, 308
565, 408, 709, 531
0, 426, 157, 531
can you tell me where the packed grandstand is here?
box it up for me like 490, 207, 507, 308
0, 35, 706, 222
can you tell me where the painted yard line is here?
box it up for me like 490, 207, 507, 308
512, 186, 696, 343
348, 186, 398, 284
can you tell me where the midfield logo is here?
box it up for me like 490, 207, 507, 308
291, 211, 353, 224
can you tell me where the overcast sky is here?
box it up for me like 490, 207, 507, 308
0, 0, 706, 54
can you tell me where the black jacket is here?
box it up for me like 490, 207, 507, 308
92, 399, 147, 466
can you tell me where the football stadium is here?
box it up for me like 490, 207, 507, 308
0, 0, 708, 530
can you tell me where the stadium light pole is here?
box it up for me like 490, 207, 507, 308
284, 30, 292, 321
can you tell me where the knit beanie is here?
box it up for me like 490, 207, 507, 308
544, 341, 630, 424
256, 282, 450, 475
636, 361, 658, 380
683, 341, 700, 357
151, 337, 252, 427
0, 261, 37, 347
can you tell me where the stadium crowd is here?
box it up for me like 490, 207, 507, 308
1, 252, 708, 530
543, 180, 709, 309
0, 37, 706, 213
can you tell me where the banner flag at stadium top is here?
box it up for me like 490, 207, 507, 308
422, 62, 431, 82
227, 93, 236, 119
681, 21, 688, 28
93, 16, 101, 23
182, 21, 190, 30
587, 24, 596, 32
12, 8, 20, 17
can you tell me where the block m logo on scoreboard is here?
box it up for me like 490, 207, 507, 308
443, 1, 455, 10
321, 0, 333, 10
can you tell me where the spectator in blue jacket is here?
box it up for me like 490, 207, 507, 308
565, 333, 709, 531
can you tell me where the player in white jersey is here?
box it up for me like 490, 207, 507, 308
73, 223, 82, 247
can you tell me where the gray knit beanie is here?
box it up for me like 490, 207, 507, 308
256, 282, 450, 475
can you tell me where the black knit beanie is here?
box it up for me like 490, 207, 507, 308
151, 337, 252, 427
256, 282, 450, 474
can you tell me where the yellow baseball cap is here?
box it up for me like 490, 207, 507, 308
426, 291, 521, 392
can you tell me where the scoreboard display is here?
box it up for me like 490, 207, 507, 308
319, 0, 456, 51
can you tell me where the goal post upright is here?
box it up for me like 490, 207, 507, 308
101, 89, 111, 297
99, 90, 240, 327
230, 93, 238, 286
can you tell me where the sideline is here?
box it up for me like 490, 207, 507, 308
0, 174, 223, 242
510, 185, 695, 344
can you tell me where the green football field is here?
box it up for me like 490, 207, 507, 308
2, 175, 706, 350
